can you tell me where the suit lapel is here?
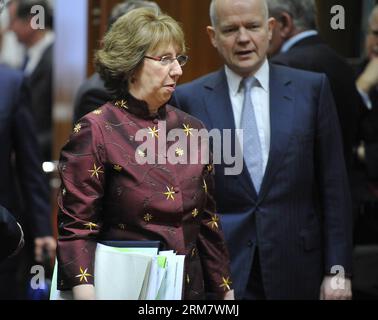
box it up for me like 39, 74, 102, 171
202, 69, 235, 131
258, 64, 295, 203
203, 69, 258, 200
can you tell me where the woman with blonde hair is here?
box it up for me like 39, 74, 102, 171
56, 8, 234, 300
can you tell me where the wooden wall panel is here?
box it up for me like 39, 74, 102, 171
86, 0, 223, 84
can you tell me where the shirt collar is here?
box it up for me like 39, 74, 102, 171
113, 93, 167, 120
26, 31, 54, 58
25, 31, 54, 75
281, 30, 318, 53
224, 58, 269, 96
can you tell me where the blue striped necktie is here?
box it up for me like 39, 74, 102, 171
241, 77, 263, 193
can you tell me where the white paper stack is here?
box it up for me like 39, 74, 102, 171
50, 243, 185, 300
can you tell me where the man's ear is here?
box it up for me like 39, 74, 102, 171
267, 17, 276, 41
206, 26, 218, 49
278, 12, 294, 39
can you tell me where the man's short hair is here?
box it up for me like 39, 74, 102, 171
15, 0, 53, 29
267, 0, 317, 30
107, 0, 160, 30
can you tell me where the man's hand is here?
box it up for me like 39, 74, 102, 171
356, 57, 378, 94
34, 236, 56, 263
319, 275, 352, 300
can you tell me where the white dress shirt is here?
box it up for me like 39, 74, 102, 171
24, 31, 54, 76
225, 59, 271, 174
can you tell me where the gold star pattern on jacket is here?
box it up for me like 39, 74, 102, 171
208, 214, 219, 230
183, 124, 193, 137
115, 100, 128, 109
203, 179, 208, 194
219, 276, 232, 291
84, 222, 99, 231
88, 163, 104, 179
73, 123, 82, 134
75, 267, 93, 283
147, 126, 159, 138
175, 147, 184, 157
144, 213, 153, 222
113, 164, 122, 172
163, 186, 175, 201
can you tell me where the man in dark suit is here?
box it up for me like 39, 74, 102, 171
0, 65, 55, 299
73, 0, 161, 123
0, 205, 24, 262
172, 0, 352, 299
8, 0, 54, 161
266, 0, 360, 171
356, 4, 378, 182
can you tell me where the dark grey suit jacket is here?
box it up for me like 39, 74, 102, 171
73, 73, 112, 123
172, 64, 353, 299
25, 43, 53, 161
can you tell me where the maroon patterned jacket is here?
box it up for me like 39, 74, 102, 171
57, 95, 232, 299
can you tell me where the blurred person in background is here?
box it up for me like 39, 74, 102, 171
267, 0, 361, 172
0, 64, 55, 300
8, 0, 54, 162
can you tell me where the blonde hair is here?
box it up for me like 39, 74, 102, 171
95, 7, 186, 98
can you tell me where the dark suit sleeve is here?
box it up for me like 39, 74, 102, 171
315, 75, 353, 276
0, 205, 23, 261
73, 77, 111, 124
11, 77, 52, 238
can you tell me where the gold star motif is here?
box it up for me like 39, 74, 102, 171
144, 213, 153, 222
73, 123, 82, 133
207, 214, 219, 230
92, 109, 103, 115
186, 274, 190, 284
148, 126, 159, 138
137, 149, 146, 158
192, 208, 199, 218
163, 186, 175, 201
88, 163, 104, 179
84, 222, 99, 231
75, 267, 93, 283
175, 147, 184, 157
207, 164, 213, 173
191, 248, 197, 257
183, 124, 193, 136
203, 179, 208, 193
115, 100, 128, 109
219, 277, 232, 291
62, 188, 66, 196
113, 164, 122, 172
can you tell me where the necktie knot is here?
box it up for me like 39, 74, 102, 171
242, 76, 256, 92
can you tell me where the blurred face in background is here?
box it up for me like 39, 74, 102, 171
366, 8, 378, 60
207, 0, 275, 77
8, 1, 33, 46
